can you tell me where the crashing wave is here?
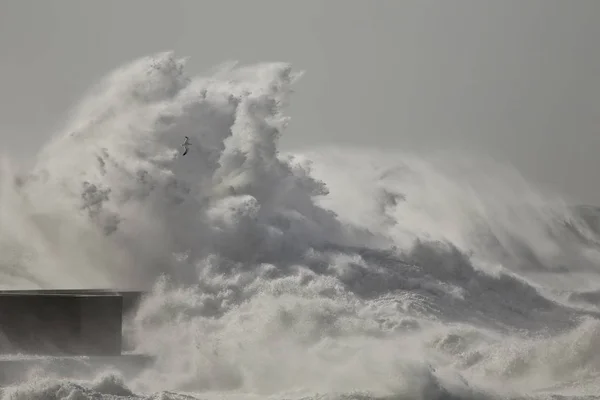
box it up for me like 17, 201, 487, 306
0, 52, 600, 399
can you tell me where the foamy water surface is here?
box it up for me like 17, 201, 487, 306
1, 52, 600, 400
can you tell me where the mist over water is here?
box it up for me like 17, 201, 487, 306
1, 52, 600, 399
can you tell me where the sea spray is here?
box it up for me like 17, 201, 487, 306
0, 52, 599, 399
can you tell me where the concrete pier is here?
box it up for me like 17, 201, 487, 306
0, 290, 145, 356
0, 289, 152, 385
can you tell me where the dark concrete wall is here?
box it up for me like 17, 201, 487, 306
0, 290, 145, 316
0, 290, 145, 356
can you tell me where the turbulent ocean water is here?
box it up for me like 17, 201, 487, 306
1, 52, 600, 399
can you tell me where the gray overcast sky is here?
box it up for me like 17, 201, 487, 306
1, 0, 600, 204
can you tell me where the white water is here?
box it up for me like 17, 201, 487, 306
1, 52, 600, 400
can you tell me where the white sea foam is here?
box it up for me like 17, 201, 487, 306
1, 52, 600, 400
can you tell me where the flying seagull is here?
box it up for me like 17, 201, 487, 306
181, 136, 191, 156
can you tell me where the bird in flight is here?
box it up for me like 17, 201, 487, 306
181, 136, 191, 156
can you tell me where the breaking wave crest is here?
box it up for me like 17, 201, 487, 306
1, 52, 600, 400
